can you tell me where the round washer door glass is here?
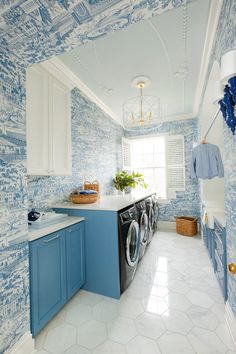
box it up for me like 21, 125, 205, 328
126, 220, 140, 266
148, 206, 155, 231
140, 211, 148, 244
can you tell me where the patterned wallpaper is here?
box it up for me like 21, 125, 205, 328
125, 118, 200, 222
0, 1, 193, 352
28, 87, 124, 210
201, 0, 236, 317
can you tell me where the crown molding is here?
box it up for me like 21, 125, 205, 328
193, 0, 223, 116
43, 57, 119, 124
162, 112, 197, 122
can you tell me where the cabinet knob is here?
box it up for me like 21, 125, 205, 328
228, 263, 236, 274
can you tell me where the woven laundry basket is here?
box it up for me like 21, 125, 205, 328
70, 193, 98, 204
84, 180, 100, 198
175, 216, 198, 237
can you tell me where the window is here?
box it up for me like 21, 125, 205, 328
122, 135, 185, 199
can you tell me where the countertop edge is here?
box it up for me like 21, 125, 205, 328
53, 193, 154, 212
28, 216, 85, 242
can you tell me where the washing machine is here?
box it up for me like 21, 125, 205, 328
118, 206, 140, 293
135, 200, 149, 260
152, 194, 159, 233
145, 196, 155, 245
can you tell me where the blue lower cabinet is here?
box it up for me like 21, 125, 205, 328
30, 230, 67, 336
29, 221, 85, 336
213, 219, 227, 301
66, 223, 85, 300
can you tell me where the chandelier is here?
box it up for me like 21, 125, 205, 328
123, 77, 162, 129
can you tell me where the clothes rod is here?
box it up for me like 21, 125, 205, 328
202, 106, 221, 143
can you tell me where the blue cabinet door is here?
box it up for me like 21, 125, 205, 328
30, 230, 66, 336
66, 223, 85, 300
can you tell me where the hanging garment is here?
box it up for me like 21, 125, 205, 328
190, 143, 224, 179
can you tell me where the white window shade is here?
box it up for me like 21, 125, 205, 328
166, 135, 185, 198
122, 138, 132, 170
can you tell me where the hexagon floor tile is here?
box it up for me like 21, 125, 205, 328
77, 320, 107, 349
161, 308, 193, 335
158, 331, 195, 354
93, 340, 126, 354
44, 323, 77, 354
126, 335, 161, 354
66, 303, 92, 327
135, 312, 166, 340
107, 316, 137, 344
64, 345, 91, 354
34, 231, 236, 354
187, 305, 222, 330
118, 298, 144, 318
93, 300, 118, 322
187, 326, 229, 353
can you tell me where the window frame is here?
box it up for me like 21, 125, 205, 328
122, 134, 185, 201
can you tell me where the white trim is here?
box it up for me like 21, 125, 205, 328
5, 331, 35, 354
193, 0, 223, 116
157, 221, 176, 230
161, 113, 196, 122
42, 57, 119, 124
225, 301, 236, 349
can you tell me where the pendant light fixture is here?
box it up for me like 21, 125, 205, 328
123, 76, 162, 129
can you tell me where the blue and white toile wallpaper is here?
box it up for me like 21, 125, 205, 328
0, 1, 193, 352
125, 118, 200, 221
28, 87, 124, 210
201, 0, 236, 317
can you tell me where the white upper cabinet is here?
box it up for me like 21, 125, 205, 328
26, 64, 72, 176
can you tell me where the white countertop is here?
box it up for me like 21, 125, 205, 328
28, 216, 85, 242
53, 193, 154, 212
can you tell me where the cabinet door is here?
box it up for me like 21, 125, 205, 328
26, 66, 49, 175
66, 223, 85, 300
30, 230, 66, 336
49, 76, 71, 176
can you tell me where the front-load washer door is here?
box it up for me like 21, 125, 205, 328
140, 211, 148, 245
149, 206, 155, 232
126, 220, 140, 267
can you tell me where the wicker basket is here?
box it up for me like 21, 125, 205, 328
84, 180, 100, 197
175, 216, 198, 237
70, 193, 98, 204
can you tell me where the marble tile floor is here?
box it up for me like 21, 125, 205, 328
34, 230, 236, 354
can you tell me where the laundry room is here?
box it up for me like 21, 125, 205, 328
0, 0, 236, 353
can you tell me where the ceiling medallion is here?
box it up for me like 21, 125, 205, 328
123, 76, 162, 129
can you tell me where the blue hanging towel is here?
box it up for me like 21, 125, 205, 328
79, 190, 98, 195
190, 143, 224, 179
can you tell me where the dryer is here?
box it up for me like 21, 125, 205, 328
145, 196, 155, 245
152, 194, 159, 233
135, 200, 149, 260
118, 206, 140, 293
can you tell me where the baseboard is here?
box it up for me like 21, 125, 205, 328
225, 301, 236, 349
5, 331, 35, 354
158, 221, 176, 230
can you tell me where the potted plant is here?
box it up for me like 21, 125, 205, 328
113, 170, 148, 193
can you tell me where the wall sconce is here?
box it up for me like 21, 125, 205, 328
219, 50, 236, 135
